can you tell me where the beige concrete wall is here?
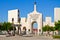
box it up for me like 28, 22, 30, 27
20, 17, 27, 31
8, 9, 19, 24
43, 17, 54, 27
54, 8, 60, 22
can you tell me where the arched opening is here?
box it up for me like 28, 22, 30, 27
23, 27, 26, 34
31, 21, 38, 34
23, 27, 26, 31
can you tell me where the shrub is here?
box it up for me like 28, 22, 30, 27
53, 35, 60, 39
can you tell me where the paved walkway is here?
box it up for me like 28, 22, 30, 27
0, 35, 60, 40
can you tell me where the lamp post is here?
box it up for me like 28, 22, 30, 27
12, 18, 15, 36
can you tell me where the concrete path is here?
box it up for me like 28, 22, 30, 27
0, 35, 60, 40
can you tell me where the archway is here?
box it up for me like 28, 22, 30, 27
31, 21, 38, 34
23, 27, 26, 34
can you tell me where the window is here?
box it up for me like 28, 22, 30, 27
39, 29, 41, 32
28, 29, 30, 32
12, 18, 14, 22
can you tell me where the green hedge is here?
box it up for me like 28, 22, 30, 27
53, 35, 60, 39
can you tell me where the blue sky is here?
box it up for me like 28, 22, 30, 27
0, 0, 60, 22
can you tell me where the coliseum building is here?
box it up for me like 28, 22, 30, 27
8, 3, 60, 35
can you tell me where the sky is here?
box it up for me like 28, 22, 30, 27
0, 0, 60, 23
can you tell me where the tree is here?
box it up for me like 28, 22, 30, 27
55, 20, 60, 31
42, 25, 50, 31
42, 25, 55, 35
2, 22, 13, 31
54, 20, 60, 35
50, 27, 55, 31
0, 23, 3, 31
42, 25, 54, 31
